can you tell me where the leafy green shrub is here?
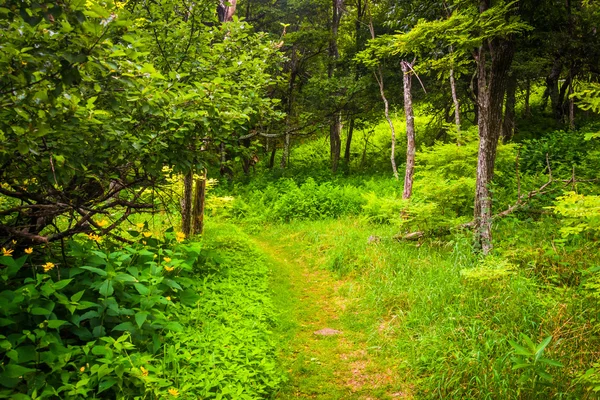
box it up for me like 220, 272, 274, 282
550, 192, 600, 238
0, 224, 283, 399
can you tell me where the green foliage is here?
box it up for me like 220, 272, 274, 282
550, 192, 600, 238
509, 334, 563, 385
0, 0, 282, 242
0, 224, 282, 399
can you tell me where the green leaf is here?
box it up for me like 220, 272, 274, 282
47, 320, 68, 329
71, 290, 85, 302
179, 288, 201, 306
2, 364, 36, 378
135, 311, 149, 328
52, 279, 72, 291
98, 377, 117, 394
535, 336, 552, 361
99, 280, 114, 297
80, 266, 107, 276
112, 322, 135, 331
30, 307, 51, 316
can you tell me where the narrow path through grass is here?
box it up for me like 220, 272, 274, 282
253, 231, 410, 399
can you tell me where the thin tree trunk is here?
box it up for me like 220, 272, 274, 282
401, 60, 416, 199
280, 133, 290, 168
569, 80, 575, 130
330, 114, 342, 173
181, 171, 193, 235
450, 68, 461, 139
344, 117, 354, 167
502, 73, 517, 142
524, 78, 531, 117
268, 141, 276, 169
368, 19, 398, 179
192, 171, 206, 235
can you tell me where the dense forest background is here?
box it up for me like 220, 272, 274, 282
1, 0, 600, 398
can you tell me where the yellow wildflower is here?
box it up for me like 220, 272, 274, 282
143, 232, 152, 238
2, 248, 14, 257
87, 233, 103, 243
97, 219, 108, 227
168, 388, 179, 397
175, 232, 185, 243
164, 257, 172, 263
164, 266, 174, 272
42, 262, 55, 272
11, 240, 17, 245
80, 366, 85, 372
136, 222, 144, 229
24, 248, 33, 254
142, 241, 147, 245
140, 366, 149, 377
166, 296, 172, 301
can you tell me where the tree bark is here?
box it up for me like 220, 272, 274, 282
268, 140, 276, 169
569, 80, 575, 130
181, 171, 193, 235
344, 117, 354, 167
401, 60, 416, 199
474, 5, 515, 254
217, 0, 237, 22
524, 78, 531, 117
502, 73, 517, 142
280, 133, 290, 168
192, 171, 206, 235
328, 0, 343, 173
450, 67, 461, 139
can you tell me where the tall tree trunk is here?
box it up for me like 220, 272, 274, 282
450, 67, 461, 139
502, 73, 517, 142
544, 56, 562, 117
330, 114, 342, 173
181, 171, 193, 235
328, 0, 343, 173
280, 133, 290, 168
268, 140, 276, 169
569, 80, 575, 130
344, 117, 354, 167
474, 35, 515, 254
401, 60, 416, 199
192, 171, 206, 235
524, 78, 531, 117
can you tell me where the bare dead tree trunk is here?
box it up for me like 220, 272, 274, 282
368, 19, 398, 179
502, 73, 517, 142
192, 171, 206, 235
474, 29, 515, 254
181, 171, 193, 235
401, 60, 416, 199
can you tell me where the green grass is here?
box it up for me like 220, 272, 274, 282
245, 217, 600, 399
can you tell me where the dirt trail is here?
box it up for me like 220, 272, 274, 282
254, 236, 410, 399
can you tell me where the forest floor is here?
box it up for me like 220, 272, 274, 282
254, 228, 412, 399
